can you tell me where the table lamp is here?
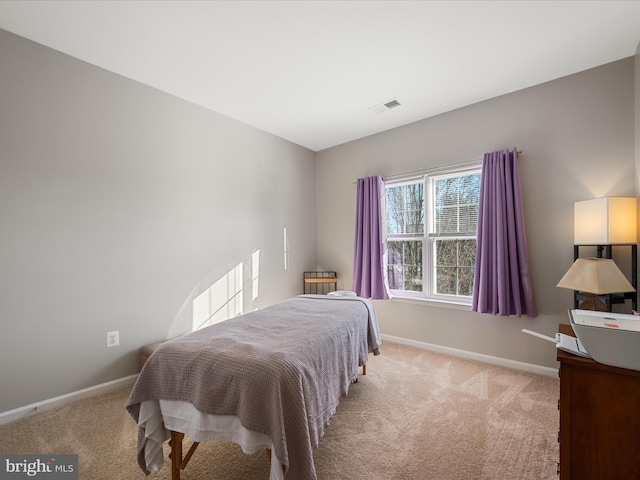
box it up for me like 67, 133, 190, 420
557, 258, 635, 311
574, 197, 636, 245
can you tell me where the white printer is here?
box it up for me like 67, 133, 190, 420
568, 309, 640, 371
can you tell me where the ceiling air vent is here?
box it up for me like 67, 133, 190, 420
369, 98, 402, 114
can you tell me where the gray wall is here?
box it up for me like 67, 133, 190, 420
0, 30, 317, 412
636, 43, 640, 241
316, 58, 636, 370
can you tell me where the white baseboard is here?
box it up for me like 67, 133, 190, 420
381, 334, 558, 378
0, 374, 138, 426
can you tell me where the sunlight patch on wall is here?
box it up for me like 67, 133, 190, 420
283, 227, 289, 270
192, 263, 243, 331
252, 249, 260, 301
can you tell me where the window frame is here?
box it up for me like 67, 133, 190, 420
385, 163, 482, 305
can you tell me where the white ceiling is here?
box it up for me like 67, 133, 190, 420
1, 1, 640, 152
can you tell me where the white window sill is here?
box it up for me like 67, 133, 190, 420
386, 294, 473, 311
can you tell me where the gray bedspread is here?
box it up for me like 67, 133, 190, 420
126, 295, 380, 480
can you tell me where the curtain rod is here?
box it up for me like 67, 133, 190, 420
353, 149, 523, 184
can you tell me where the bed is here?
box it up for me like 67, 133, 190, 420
126, 294, 381, 480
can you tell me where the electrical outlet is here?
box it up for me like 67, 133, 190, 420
107, 330, 119, 348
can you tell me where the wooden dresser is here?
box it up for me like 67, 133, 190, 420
557, 323, 640, 479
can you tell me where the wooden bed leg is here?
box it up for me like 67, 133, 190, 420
169, 430, 200, 480
169, 431, 184, 480
362, 364, 366, 375
266, 448, 272, 462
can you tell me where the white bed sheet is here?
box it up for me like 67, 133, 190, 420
138, 399, 284, 480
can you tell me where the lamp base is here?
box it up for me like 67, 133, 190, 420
579, 293, 608, 312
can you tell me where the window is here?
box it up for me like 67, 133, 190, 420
386, 165, 481, 303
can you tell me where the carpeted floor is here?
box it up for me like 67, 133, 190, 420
0, 341, 559, 479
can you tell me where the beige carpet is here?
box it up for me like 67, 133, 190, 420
0, 342, 559, 479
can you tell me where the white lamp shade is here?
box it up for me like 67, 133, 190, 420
574, 197, 637, 245
556, 258, 635, 294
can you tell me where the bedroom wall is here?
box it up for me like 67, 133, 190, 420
636, 42, 640, 249
315, 57, 636, 370
0, 29, 317, 413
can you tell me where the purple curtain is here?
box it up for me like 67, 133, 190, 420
352, 176, 389, 300
472, 148, 537, 317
